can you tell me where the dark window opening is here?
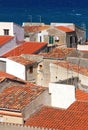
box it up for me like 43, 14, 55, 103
29, 66, 33, 73
39, 65, 43, 70
40, 36, 42, 42
70, 36, 73, 47
4, 29, 9, 35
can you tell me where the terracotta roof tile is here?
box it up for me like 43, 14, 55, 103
3, 41, 47, 57
67, 101, 88, 113
0, 84, 46, 110
76, 89, 88, 101
40, 47, 75, 58
54, 60, 88, 76
25, 106, 64, 129
25, 102, 88, 129
24, 25, 50, 33
55, 26, 74, 32
0, 71, 25, 83
0, 71, 16, 79
8, 56, 36, 65
0, 36, 13, 46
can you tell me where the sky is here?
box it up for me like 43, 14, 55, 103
1, 0, 88, 8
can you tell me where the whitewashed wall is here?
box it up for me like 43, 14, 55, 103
37, 30, 48, 42
0, 22, 24, 41
0, 22, 14, 36
77, 44, 88, 51
49, 83, 76, 109
6, 59, 25, 80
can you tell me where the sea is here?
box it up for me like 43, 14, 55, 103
0, 0, 88, 37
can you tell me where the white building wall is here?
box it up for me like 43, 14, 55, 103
37, 30, 48, 42
0, 38, 16, 56
6, 59, 25, 80
0, 22, 24, 41
49, 83, 76, 109
77, 44, 88, 51
0, 22, 14, 36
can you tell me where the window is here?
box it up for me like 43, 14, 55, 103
49, 36, 54, 44
4, 29, 9, 35
40, 36, 42, 42
29, 66, 33, 73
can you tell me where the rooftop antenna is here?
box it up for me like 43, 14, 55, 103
37, 15, 42, 25
28, 15, 32, 25
81, 23, 86, 43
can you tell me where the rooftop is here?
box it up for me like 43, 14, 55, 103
3, 41, 47, 57
0, 36, 13, 46
25, 101, 88, 129
8, 56, 36, 65
40, 47, 75, 59
0, 71, 16, 79
0, 71, 25, 84
76, 89, 88, 101
54, 60, 88, 76
55, 26, 74, 32
0, 84, 46, 111
24, 25, 50, 33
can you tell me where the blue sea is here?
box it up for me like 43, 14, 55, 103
0, 0, 88, 37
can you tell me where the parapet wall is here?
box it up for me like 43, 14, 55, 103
0, 123, 52, 130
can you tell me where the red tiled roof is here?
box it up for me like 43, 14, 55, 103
24, 25, 50, 33
0, 84, 46, 110
55, 26, 74, 32
0, 71, 16, 79
40, 47, 75, 58
67, 101, 88, 112
25, 106, 65, 129
3, 41, 47, 57
0, 71, 25, 83
0, 36, 13, 46
76, 89, 88, 101
54, 60, 88, 76
25, 103, 88, 129
8, 56, 36, 65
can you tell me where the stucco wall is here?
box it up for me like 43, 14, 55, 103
26, 63, 37, 82
0, 22, 24, 41
50, 62, 88, 88
13, 23, 24, 41
50, 63, 78, 83
0, 22, 14, 36
49, 83, 76, 109
77, 44, 88, 51
0, 110, 23, 124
